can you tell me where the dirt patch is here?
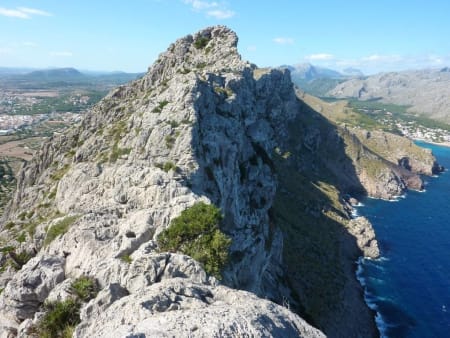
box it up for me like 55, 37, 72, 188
0, 137, 43, 161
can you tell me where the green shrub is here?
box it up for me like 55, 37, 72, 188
152, 100, 169, 113
109, 145, 131, 163
36, 299, 80, 338
119, 254, 132, 264
50, 164, 71, 181
71, 276, 98, 302
158, 202, 231, 279
162, 161, 177, 172
194, 36, 210, 49
16, 232, 26, 243
4, 221, 15, 230
48, 188, 56, 200
44, 216, 79, 247
11, 251, 32, 270
0, 246, 15, 254
168, 120, 179, 128
31, 276, 97, 337
165, 135, 176, 149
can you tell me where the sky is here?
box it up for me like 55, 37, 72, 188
1, 0, 450, 74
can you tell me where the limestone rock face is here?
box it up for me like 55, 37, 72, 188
348, 217, 380, 259
0, 255, 65, 334
75, 278, 325, 338
0, 26, 324, 337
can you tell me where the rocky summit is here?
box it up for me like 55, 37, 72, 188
0, 26, 442, 337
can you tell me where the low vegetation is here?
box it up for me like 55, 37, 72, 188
33, 298, 80, 338
32, 276, 98, 337
119, 254, 133, 264
44, 215, 79, 247
193, 36, 210, 49
50, 164, 71, 181
152, 100, 169, 113
158, 202, 231, 279
71, 276, 98, 302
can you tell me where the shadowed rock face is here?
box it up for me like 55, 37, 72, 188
0, 26, 441, 337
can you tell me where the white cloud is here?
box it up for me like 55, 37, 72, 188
22, 42, 38, 47
18, 7, 52, 17
362, 54, 402, 62
0, 8, 29, 18
207, 9, 235, 19
183, 0, 218, 10
50, 51, 73, 57
273, 37, 294, 45
0, 6, 52, 19
182, 0, 234, 19
305, 53, 334, 61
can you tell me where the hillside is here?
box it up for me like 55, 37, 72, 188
0, 26, 442, 337
328, 68, 450, 122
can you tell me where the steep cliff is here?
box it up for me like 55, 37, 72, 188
299, 91, 442, 199
0, 26, 441, 337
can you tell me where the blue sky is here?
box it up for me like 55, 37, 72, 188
1, 0, 450, 74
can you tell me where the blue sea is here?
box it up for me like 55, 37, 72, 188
356, 142, 450, 338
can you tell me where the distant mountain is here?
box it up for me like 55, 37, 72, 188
287, 63, 364, 97
0, 67, 36, 75
327, 68, 450, 122
290, 63, 343, 81
0, 67, 143, 89
342, 67, 364, 77
24, 67, 85, 81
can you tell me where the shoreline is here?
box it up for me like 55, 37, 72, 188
412, 137, 450, 148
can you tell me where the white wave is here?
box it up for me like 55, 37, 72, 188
375, 312, 389, 338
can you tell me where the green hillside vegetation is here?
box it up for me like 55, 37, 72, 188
158, 202, 231, 279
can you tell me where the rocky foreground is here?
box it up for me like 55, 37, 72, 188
0, 26, 442, 337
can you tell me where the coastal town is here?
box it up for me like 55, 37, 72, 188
356, 106, 450, 146
0, 89, 93, 134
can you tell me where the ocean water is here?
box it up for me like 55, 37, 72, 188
356, 142, 450, 338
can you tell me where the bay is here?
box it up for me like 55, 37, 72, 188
357, 142, 450, 338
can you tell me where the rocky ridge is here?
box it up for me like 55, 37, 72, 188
0, 26, 442, 337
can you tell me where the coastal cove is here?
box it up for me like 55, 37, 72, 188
356, 141, 450, 337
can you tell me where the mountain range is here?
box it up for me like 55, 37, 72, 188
327, 68, 450, 122
0, 67, 144, 89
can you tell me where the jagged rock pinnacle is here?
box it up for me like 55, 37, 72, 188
143, 25, 247, 87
